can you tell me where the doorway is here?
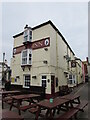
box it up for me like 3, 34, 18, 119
51, 75, 55, 95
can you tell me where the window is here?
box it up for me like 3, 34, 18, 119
24, 29, 32, 42
68, 74, 76, 84
24, 75, 30, 88
21, 49, 32, 65
56, 77, 58, 87
29, 31, 32, 41
24, 36, 28, 42
42, 75, 47, 88
22, 50, 27, 65
29, 53, 32, 65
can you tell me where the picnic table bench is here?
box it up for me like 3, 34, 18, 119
74, 100, 88, 112
20, 103, 37, 112
34, 94, 88, 120
54, 100, 88, 120
1, 90, 21, 109
10, 94, 40, 115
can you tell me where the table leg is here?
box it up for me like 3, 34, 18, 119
70, 100, 74, 108
65, 102, 69, 111
2, 95, 4, 109
49, 109, 53, 118
18, 100, 21, 115
57, 105, 61, 114
35, 106, 41, 120
52, 108, 56, 116
77, 97, 80, 104
10, 99, 14, 111
2, 100, 3, 109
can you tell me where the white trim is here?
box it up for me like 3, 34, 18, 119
21, 49, 32, 66
41, 75, 47, 88
23, 74, 31, 88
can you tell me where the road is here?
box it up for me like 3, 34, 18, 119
72, 82, 89, 120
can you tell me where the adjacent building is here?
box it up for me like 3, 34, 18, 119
10, 20, 83, 97
0, 61, 11, 88
82, 57, 89, 82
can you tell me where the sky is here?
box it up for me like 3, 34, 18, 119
0, 1, 88, 65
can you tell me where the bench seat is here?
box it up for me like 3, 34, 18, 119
28, 107, 38, 114
55, 107, 79, 120
3, 96, 12, 102
55, 101, 88, 120
20, 104, 37, 111
75, 100, 88, 111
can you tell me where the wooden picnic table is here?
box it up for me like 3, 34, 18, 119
35, 97, 70, 120
1, 90, 21, 109
10, 94, 40, 115
60, 94, 80, 107
0, 90, 20, 95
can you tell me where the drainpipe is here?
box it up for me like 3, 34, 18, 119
56, 31, 58, 79
2, 53, 5, 85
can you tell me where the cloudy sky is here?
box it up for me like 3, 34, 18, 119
1, 1, 88, 65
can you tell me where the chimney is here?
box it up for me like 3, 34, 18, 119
24, 24, 28, 29
86, 57, 88, 63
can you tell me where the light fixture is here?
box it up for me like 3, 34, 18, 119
44, 48, 48, 51
43, 60, 48, 64
47, 79, 50, 83
32, 76, 37, 79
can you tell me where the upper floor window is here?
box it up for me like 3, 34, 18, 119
23, 29, 32, 42
21, 49, 32, 65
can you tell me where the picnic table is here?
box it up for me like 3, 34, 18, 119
10, 93, 40, 115
1, 90, 21, 109
34, 94, 88, 120
60, 94, 80, 107
35, 97, 70, 120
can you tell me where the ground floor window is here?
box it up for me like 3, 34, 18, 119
42, 75, 47, 88
24, 75, 30, 88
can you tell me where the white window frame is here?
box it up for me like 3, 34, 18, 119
23, 29, 32, 42
41, 75, 47, 88
68, 74, 76, 84
23, 74, 30, 88
21, 49, 32, 65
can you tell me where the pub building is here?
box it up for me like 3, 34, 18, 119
10, 20, 83, 98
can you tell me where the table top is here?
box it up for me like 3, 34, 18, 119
37, 97, 70, 109
60, 94, 80, 100
0, 90, 20, 95
11, 93, 40, 100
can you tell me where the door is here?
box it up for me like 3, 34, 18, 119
24, 74, 30, 88
51, 75, 55, 95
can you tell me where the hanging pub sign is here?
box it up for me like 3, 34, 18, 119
71, 60, 76, 67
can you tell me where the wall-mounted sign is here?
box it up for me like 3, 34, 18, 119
44, 38, 49, 46
32, 37, 50, 50
71, 60, 76, 67
13, 37, 50, 55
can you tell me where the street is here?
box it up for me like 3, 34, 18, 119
72, 82, 89, 120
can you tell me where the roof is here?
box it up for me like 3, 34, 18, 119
75, 57, 82, 62
13, 20, 75, 55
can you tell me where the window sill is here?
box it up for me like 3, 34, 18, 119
21, 64, 32, 67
